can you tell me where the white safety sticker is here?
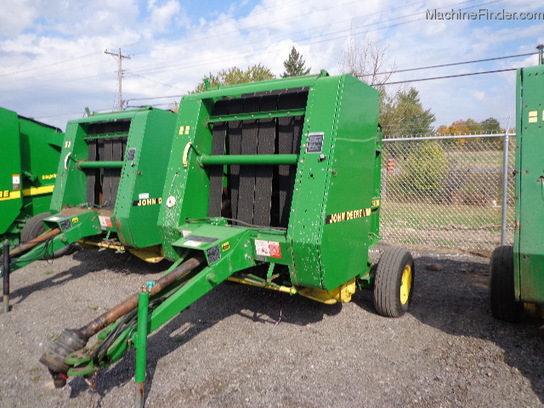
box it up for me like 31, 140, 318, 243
184, 240, 202, 248
254, 239, 282, 258
99, 216, 113, 229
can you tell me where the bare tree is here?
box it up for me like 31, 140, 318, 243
339, 33, 395, 87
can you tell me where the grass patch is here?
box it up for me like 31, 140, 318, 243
381, 201, 512, 230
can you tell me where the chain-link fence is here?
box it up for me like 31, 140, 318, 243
380, 134, 515, 253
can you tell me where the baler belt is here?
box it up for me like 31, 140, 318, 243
86, 140, 98, 205
209, 100, 228, 218
102, 138, 121, 209
277, 91, 305, 227
227, 99, 244, 223
85, 137, 124, 208
253, 95, 277, 226
237, 97, 260, 225
211, 90, 306, 228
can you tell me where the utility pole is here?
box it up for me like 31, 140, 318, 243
104, 48, 131, 110
537, 44, 544, 66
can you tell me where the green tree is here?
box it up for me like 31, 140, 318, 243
193, 64, 276, 93
480, 117, 501, 133
381, 87, 435, 138
282, 46, 311, 77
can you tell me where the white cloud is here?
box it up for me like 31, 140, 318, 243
146, 0, 184, 33
0, 0, 37, 37
0, 0, 543, 129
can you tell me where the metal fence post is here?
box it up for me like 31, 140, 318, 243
500, 131, 510, 246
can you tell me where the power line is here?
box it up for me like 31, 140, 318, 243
360, 52, 537, 77
127, 51, 532, 102
381, 67, 519, 85
126, 94, 185, 102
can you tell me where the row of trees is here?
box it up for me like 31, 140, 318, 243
193, 47, 311, 93
437, 118, 503, 135
191, 40, 504, 141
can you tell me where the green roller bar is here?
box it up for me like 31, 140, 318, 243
198, 154, 299, 166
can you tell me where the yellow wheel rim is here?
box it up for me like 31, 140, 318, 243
400, 264, 413, 305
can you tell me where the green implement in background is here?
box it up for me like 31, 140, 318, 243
6, 106, 177, 272
491, 61, 544, 321
0, 107, 63, 246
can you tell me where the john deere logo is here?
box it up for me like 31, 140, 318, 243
133, 197, 162, 206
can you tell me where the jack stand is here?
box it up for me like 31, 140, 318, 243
3, 241, 10, 313
135, 281, 152, 408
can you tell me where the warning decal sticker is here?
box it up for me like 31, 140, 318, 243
254, 239, 282, 258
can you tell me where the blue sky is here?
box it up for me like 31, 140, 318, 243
0, 0, 543, 131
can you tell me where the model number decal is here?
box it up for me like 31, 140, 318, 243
325, 208, 371, 224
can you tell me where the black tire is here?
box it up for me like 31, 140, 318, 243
20, 212, 73, 258
374, 246, 414, 318
490, 245, 522, 323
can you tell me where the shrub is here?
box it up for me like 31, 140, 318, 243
403, 141, 449, 199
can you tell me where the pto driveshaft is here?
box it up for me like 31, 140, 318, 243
40, 256, 204, 387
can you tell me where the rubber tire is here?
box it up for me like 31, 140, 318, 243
374, 246, 414, 318
490, 245, 522, 323
20, 212, 73, 258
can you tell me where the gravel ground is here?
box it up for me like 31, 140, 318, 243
1, 245, 543, 408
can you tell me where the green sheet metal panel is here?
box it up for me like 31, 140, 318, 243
0, 108, 23, 236
289, 75, 380, 290
114, 108, 177, 248
515, 65, 544, 303
18, 114, 64, 217
159, 99, 214, 261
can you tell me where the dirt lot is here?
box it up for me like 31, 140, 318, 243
1, 245, 543, 408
